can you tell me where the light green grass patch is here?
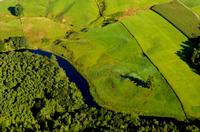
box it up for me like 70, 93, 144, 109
0, 0, 18, 15
61, 23, 186, 120
122, 10, 200, 119
0, 14, 23, 39
179, 0, 200, 7
192, 5, 200, 16
152, 0, 200, 38
19, 0, 49, 17
21, 17, 69, 44
46, 0, 99, 29
104, 0, 170, 15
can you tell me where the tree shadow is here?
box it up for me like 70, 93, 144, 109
8, 6, 16, 16
176, 37, 200, 74
120, 75, 150, 89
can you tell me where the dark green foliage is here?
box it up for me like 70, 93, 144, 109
97, 0, 106, 16
14, 4, 23, 17
4, 36, 28, 49
191, 43, 200, 66
0, 51, 84, 131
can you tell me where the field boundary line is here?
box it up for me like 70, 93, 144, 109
151, 0, 200, 38
119, 21, 188, 120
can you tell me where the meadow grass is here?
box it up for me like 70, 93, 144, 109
61, 23, 186, 120
21, 17, 69, 43
19, 0, 49, 17
0, 14, 23, 40
104, 0, 170, 15
180, 0, 200, 7
0, 0, 18, 15
122, 10, 200, 119
45, 0, 99, 29
192, 5, 200, 16
152, 0, 200, 38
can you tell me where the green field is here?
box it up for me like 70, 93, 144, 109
0, 0, 200, 130
180, 0, 200, 7
45, 0, 99, 29
19, 0, 49, 17
122, 10, 200, 119
64, 23, 185, 120
192, 5, 200, 16
104, 0, 170, 15
0, 14, 23, 40
152, 0, 200, 38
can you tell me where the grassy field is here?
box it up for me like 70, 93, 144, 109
180, 0, 200, 7
0, 0, 18, 15
152, 0, 200, 38
192, 5, 200, 16
104, 0, 170, 16
59, 23, 185, 120
0, 14, 23, 40
19, 0, 49, 17
21, 17, 69, 44
122, 10, 200, 119
45, 0, 99, 30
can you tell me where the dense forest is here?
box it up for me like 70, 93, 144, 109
0, 51, 198, 131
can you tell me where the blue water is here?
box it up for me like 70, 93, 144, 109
31, 50, 100, 108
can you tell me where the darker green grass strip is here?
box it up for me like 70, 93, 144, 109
119, 21, 188, 120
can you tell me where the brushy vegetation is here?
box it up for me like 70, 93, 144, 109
152, 0, 200, 38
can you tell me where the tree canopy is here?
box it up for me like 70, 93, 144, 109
0, 51, 199, 131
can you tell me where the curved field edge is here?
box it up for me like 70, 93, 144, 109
122, 10, 200, 119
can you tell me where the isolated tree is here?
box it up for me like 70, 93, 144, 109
14, 4, 23, 17
146, 76, 154, 88
191, 43, 200, 66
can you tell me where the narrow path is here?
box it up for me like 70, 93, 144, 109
119, 21, 188, 120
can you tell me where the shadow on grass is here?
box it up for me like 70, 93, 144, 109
176, 37, 200, 74
120, 75, 150, 89
8, 6, 16, 16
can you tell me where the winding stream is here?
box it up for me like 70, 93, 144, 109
31, 50, 100, 108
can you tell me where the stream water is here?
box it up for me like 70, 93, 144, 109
31, 50, 100, 108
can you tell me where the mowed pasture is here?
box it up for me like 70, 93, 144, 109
152, 0, 200, 38
104, 0, 170, 16
0, 14, 23, 40
62, 23, 186, 120
0, 0, 18, 15
19, 0, 49, 17
180, 0, 200, 7
21, 17, 69, 45
192, 5, 200, 16
122, 10, 200, 119
0, 0, 23, 39
45, 0, 99, 29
